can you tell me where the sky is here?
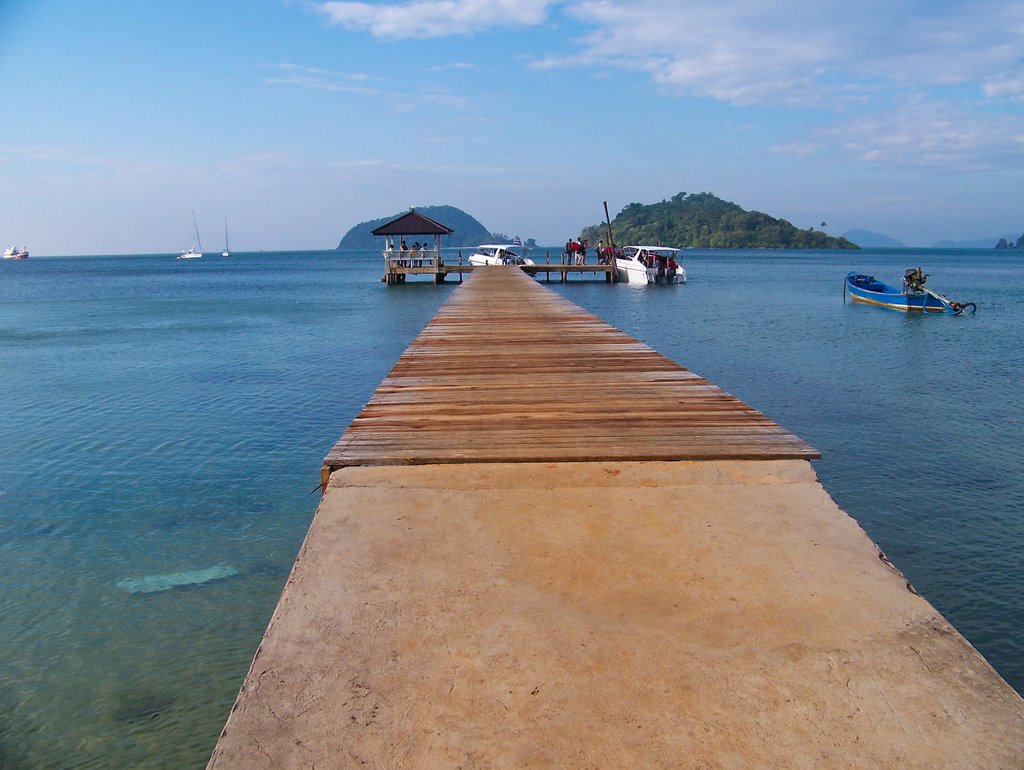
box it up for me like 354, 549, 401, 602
1, 0, 1022, 255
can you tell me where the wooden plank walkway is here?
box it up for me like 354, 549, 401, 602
325, 267, 817, 477
211, 266, 1024, 769
383, 261, 615, 284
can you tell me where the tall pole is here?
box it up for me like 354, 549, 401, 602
603, 201, 617, 282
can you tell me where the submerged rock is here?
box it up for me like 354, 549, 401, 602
112, 690, 174, 724
116, 564, 239, 594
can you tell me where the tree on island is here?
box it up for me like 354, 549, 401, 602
579, 192, 858, 249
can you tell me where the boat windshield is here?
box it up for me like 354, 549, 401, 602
648, 248, 680, 260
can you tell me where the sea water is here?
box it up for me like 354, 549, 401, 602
0, 248, 1020, 768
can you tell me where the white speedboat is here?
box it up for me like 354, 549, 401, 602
3, 245, 29, 259
615, 246, 686, 285
468, 244, 535, 268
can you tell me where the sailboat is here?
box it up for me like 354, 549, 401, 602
178, 210, 203, 259
221, 217, 231, 257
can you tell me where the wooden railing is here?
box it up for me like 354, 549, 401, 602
383, 249, 440, 269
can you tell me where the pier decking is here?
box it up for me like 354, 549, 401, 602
327, 267, 816, 479
383, 253, 615, 283
211, 269, 1024, 769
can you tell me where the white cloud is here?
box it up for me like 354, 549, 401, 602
547, 0, 1024, 108
984, 71, 1024, 101
426, 61, 479, 71
0, 144, 113, 166
262, 62, 472, 110
315, 0, 1022, 110
308, 0, 1024, 174
262, 63, 382, 96
542, 1, 844, 106
773, 98, 1024, 171
316, 0, 555, 39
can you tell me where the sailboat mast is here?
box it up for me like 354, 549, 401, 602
192, 210, 203, 251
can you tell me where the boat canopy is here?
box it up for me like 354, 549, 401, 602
621, 246, 683, 261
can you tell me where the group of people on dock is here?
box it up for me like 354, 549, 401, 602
564, 238, 589, 264
564, 238, 620, 265
393, 239, 432, 254
384, 238, 435, 267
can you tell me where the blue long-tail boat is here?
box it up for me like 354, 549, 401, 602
845, 269, 976, 315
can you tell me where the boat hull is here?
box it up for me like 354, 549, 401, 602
469, 246, 534, 271
615, 262, 686, 285
615, 246, 686, 285
845, 273, 947, 312
614, 260, 654, 284
654, 268, 686, 285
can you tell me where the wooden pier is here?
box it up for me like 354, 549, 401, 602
328, 267, 815, 478
383, 252, 615, 284
211, 269, 1024, 769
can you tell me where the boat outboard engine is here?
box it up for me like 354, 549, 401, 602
904, 267, 928, 292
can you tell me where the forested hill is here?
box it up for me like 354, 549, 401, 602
580, 192, 858, 249
336, 206, 493, 249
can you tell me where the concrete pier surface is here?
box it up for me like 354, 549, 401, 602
209, 270, 1023, 767
209, 460, 1023, 768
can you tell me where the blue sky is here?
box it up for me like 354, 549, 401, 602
1, 0, 1022, 254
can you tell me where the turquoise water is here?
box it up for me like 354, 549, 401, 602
1, 248, 1021, 768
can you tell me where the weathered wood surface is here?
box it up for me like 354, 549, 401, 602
383, 260, 615, 284
326, 267, 818, 471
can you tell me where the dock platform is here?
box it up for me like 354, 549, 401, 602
210, 269, 1024, 769
328, 267, 816, 477
383, 254, 616, 284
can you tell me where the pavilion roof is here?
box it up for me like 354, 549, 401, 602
371, 209, 454, 237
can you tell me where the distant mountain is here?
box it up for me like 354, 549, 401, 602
932, 234, 1021, 249
580, 192, 858, 249
843, 229, 905, 248
337, 206, 493, 249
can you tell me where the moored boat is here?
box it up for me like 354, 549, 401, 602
178, 210, 203, 259
3, 245, 29, 259
845, 269, 975, 315
221, 217, 230, 257
469, 244, 535, 271
615, 246, 686, 285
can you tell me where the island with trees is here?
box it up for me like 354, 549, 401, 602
336, 205, 534, 250
580, 192, 858, 249
995, 234, 1024, 249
